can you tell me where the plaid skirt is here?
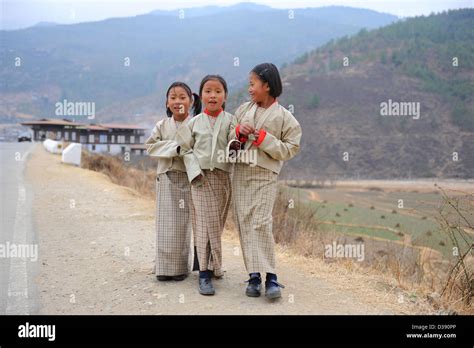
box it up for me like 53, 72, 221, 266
232, 163, 278, 274
155, 171, 192, 276
190, 169, 231, 277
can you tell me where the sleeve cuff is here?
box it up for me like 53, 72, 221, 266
235, 124, 241, 138
253, 129, 267, 147
235, 124, 249, 142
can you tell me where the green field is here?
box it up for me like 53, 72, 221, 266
279, 185, 472, 258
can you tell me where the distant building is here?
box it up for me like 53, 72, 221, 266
20, 118, 147, 155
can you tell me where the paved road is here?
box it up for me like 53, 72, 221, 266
0, 142, 38, 315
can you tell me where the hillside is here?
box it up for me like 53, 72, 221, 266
252, 9, 473, 180
0, 4, 396, 125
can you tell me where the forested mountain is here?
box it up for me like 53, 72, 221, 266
252, 9, 474, 179
0, 4, 396, 124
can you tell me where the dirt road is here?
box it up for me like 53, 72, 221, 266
27, 144, 433, 314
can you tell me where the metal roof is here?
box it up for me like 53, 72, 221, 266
20, 118, 145, 131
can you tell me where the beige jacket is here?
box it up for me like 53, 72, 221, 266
144, 116, 190, 174
176, 111, 234, 182
229, 101, 302, 174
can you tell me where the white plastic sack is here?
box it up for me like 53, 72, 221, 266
61, 143, 82, 166
43, 139, 63, 154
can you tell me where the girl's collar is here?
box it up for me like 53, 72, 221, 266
172, 114, 189, 122
204, 107, 223, 117
172, 115, 189, 128
257, 98, 278, 109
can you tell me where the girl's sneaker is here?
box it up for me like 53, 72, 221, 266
157, 275, 173, 281
172, 274, 187, 281
199, 277, 215, 295
245, 273, 262, 297
265, 274, 285, 299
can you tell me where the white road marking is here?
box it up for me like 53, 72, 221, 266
5, 145, 34, 315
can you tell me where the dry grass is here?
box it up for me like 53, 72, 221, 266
272, 186, 327, 257
81, 150, 156, 199
434, 184, 473, 312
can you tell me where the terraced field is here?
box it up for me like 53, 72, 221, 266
280, 182, 473, 258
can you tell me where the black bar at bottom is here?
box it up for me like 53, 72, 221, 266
0, 315, 471, 347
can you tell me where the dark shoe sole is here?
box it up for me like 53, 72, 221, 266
246, 290, 261, 297
199, 289, 215, 296
172, 274, 187, 281
265, 289, 282, 299
157, 276, 173, 281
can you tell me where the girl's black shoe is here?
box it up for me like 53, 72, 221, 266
245, 273, 262, 297
172, 274, 187, 281
265, 279, 285, 299
199, 278, 215, 295
156, 275, 173, 281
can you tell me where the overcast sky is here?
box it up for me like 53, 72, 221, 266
1, 0, 472, 30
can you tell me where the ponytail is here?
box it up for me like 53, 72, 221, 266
192, 93, 202, 116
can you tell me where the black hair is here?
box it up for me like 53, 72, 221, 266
165, 82, 202, 117
198, 74, 228, 110
250, 63, 282, 98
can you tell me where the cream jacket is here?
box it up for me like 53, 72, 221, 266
229, 101, 301, 174
176, 110, 234, 182
145, 116, 190, 174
